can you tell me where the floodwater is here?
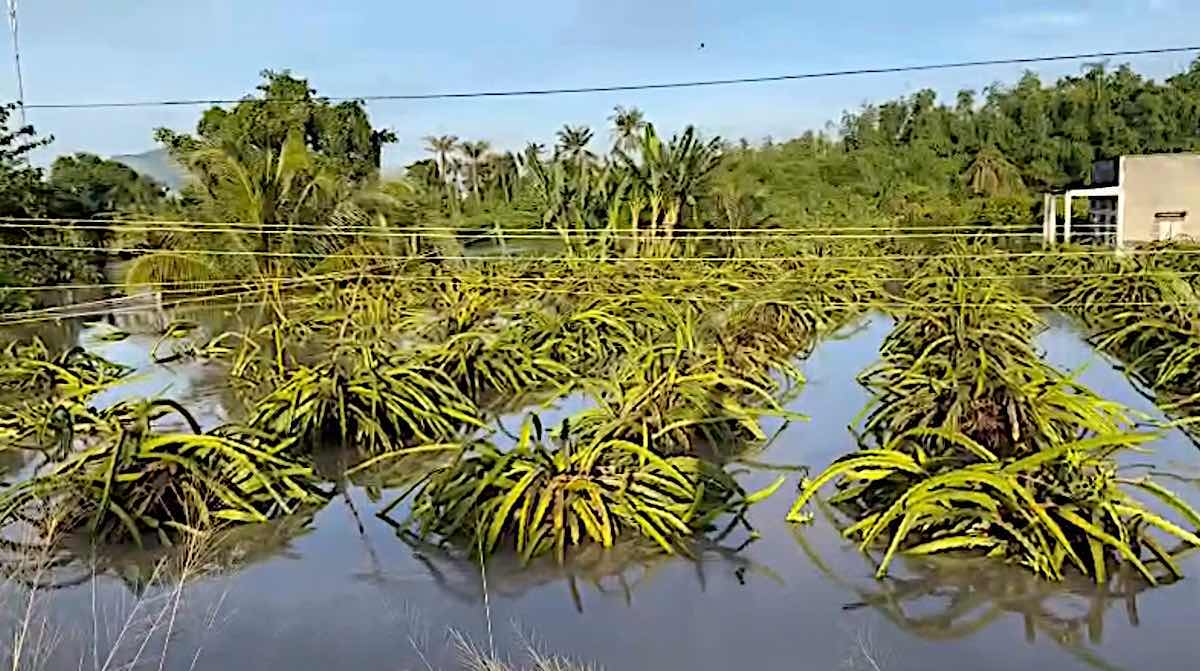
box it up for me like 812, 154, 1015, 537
7, 314, 1200, 671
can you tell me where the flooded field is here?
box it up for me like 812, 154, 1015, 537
5, 313, 1199, 671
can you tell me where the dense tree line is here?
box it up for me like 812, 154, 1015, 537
0, 103, 174, 307
726, 60, 1200, 229
1, 58, 1199, 306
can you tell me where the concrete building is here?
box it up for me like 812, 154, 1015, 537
1043, 153, 1200, 247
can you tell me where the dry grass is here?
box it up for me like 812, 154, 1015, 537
0, 516, 230, 671
451, 630, 600, 671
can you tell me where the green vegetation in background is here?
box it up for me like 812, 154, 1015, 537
1, 59, 1200, 303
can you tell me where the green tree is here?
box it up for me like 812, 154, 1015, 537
154, 70, 396, 183
555, 125, 596, 171
965, 146, 1025, 197
48, 153, 167, 219
458, 140, 491, 202
126, 131, 337, 283
0, 104, 51, 218
423, 135, 459, 185
128, 71, 409, 286
609, 106, 646, 154
0, 105, 101, 304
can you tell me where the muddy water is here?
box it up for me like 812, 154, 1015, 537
13, 315, 1200, 671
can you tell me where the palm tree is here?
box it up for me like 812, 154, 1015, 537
609, 106, 647, 154
555, 125, 595, 170
521, 142, 546, 167
423, 135, 459, 184
127, 131, 356, 287
458, 140, 491, 201
966, 145, 1025, 197
623, 175, 649, 255
618, 124, 722, 250
661, 126, 722, 239
712, 174, 770, 258
484, 152, 520, 203
193, 132, 338, 274
617, 125, 666, 245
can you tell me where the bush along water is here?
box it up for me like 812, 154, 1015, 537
0, 418, 328, 546
246, 340, 486, 455
1040, 250, 1200, 436
395, 416, 783, 563
0, 342, 328, 546
788, 257, 1200, 584
0, 339, 132, 455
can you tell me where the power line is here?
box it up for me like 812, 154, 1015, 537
0, 293, 327, 327
6, 252, 1197, 326
4, 268, 1200, 295
0, 272, 346, 318
2, 242, 1195, 263
3, 276, 1197, 328
0, 264, 399, 324
5, 0, 24, 125
16, 46, 1200, 111
0, 220, 1046, 241
0, 219, 1051, 235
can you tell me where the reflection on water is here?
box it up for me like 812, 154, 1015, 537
382, 530, 776, 613
791, 496, 1195, 671
3, 512, 318, 597
3, 312, 1199, 670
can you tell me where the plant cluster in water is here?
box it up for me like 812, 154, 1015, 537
0, 254, 865, 559
3, 247, 1199, 588
789, 255, 1200, 584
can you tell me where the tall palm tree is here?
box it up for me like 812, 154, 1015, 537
609, 106, 647, 154
555, 125, 595, 170
661, 126, 722, 239
458, 139, 491, 201
423, 134, 459, 184
126, 131, 346, 286
484, 152, 520, 203
521, 142, 546, 167
623, 175, 649, 255
618, 123, 722, 250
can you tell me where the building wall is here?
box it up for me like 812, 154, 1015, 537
1121, 154, 1200, 242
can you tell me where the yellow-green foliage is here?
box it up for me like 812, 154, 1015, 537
415, 328, 573, 404
861, 259, 1128, 456
1047, 251, 1200, 419
0, 339, 132, 451
0, 402, 327, 546
571, 338, 799, 456
401, 417, 783, 562
790, 255, 1200, 584
0, 338, 128, 395
247, 343, 485, 453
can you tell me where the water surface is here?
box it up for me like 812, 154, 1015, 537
9, 314, 1200, 671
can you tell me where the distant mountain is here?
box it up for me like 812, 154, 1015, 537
110, 148, 189, 191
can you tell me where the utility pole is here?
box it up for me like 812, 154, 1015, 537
6, 0, 25, 126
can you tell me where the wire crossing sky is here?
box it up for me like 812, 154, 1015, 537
3, 0, 1199, 166
15, 46, 1198, 109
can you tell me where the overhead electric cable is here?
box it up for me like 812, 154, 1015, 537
14, 46, 1199, 110
5, 0, 24, 124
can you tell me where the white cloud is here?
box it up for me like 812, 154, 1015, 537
998, 9, 1091, 30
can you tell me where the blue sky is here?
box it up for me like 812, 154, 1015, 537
3, 0, 1198, 168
